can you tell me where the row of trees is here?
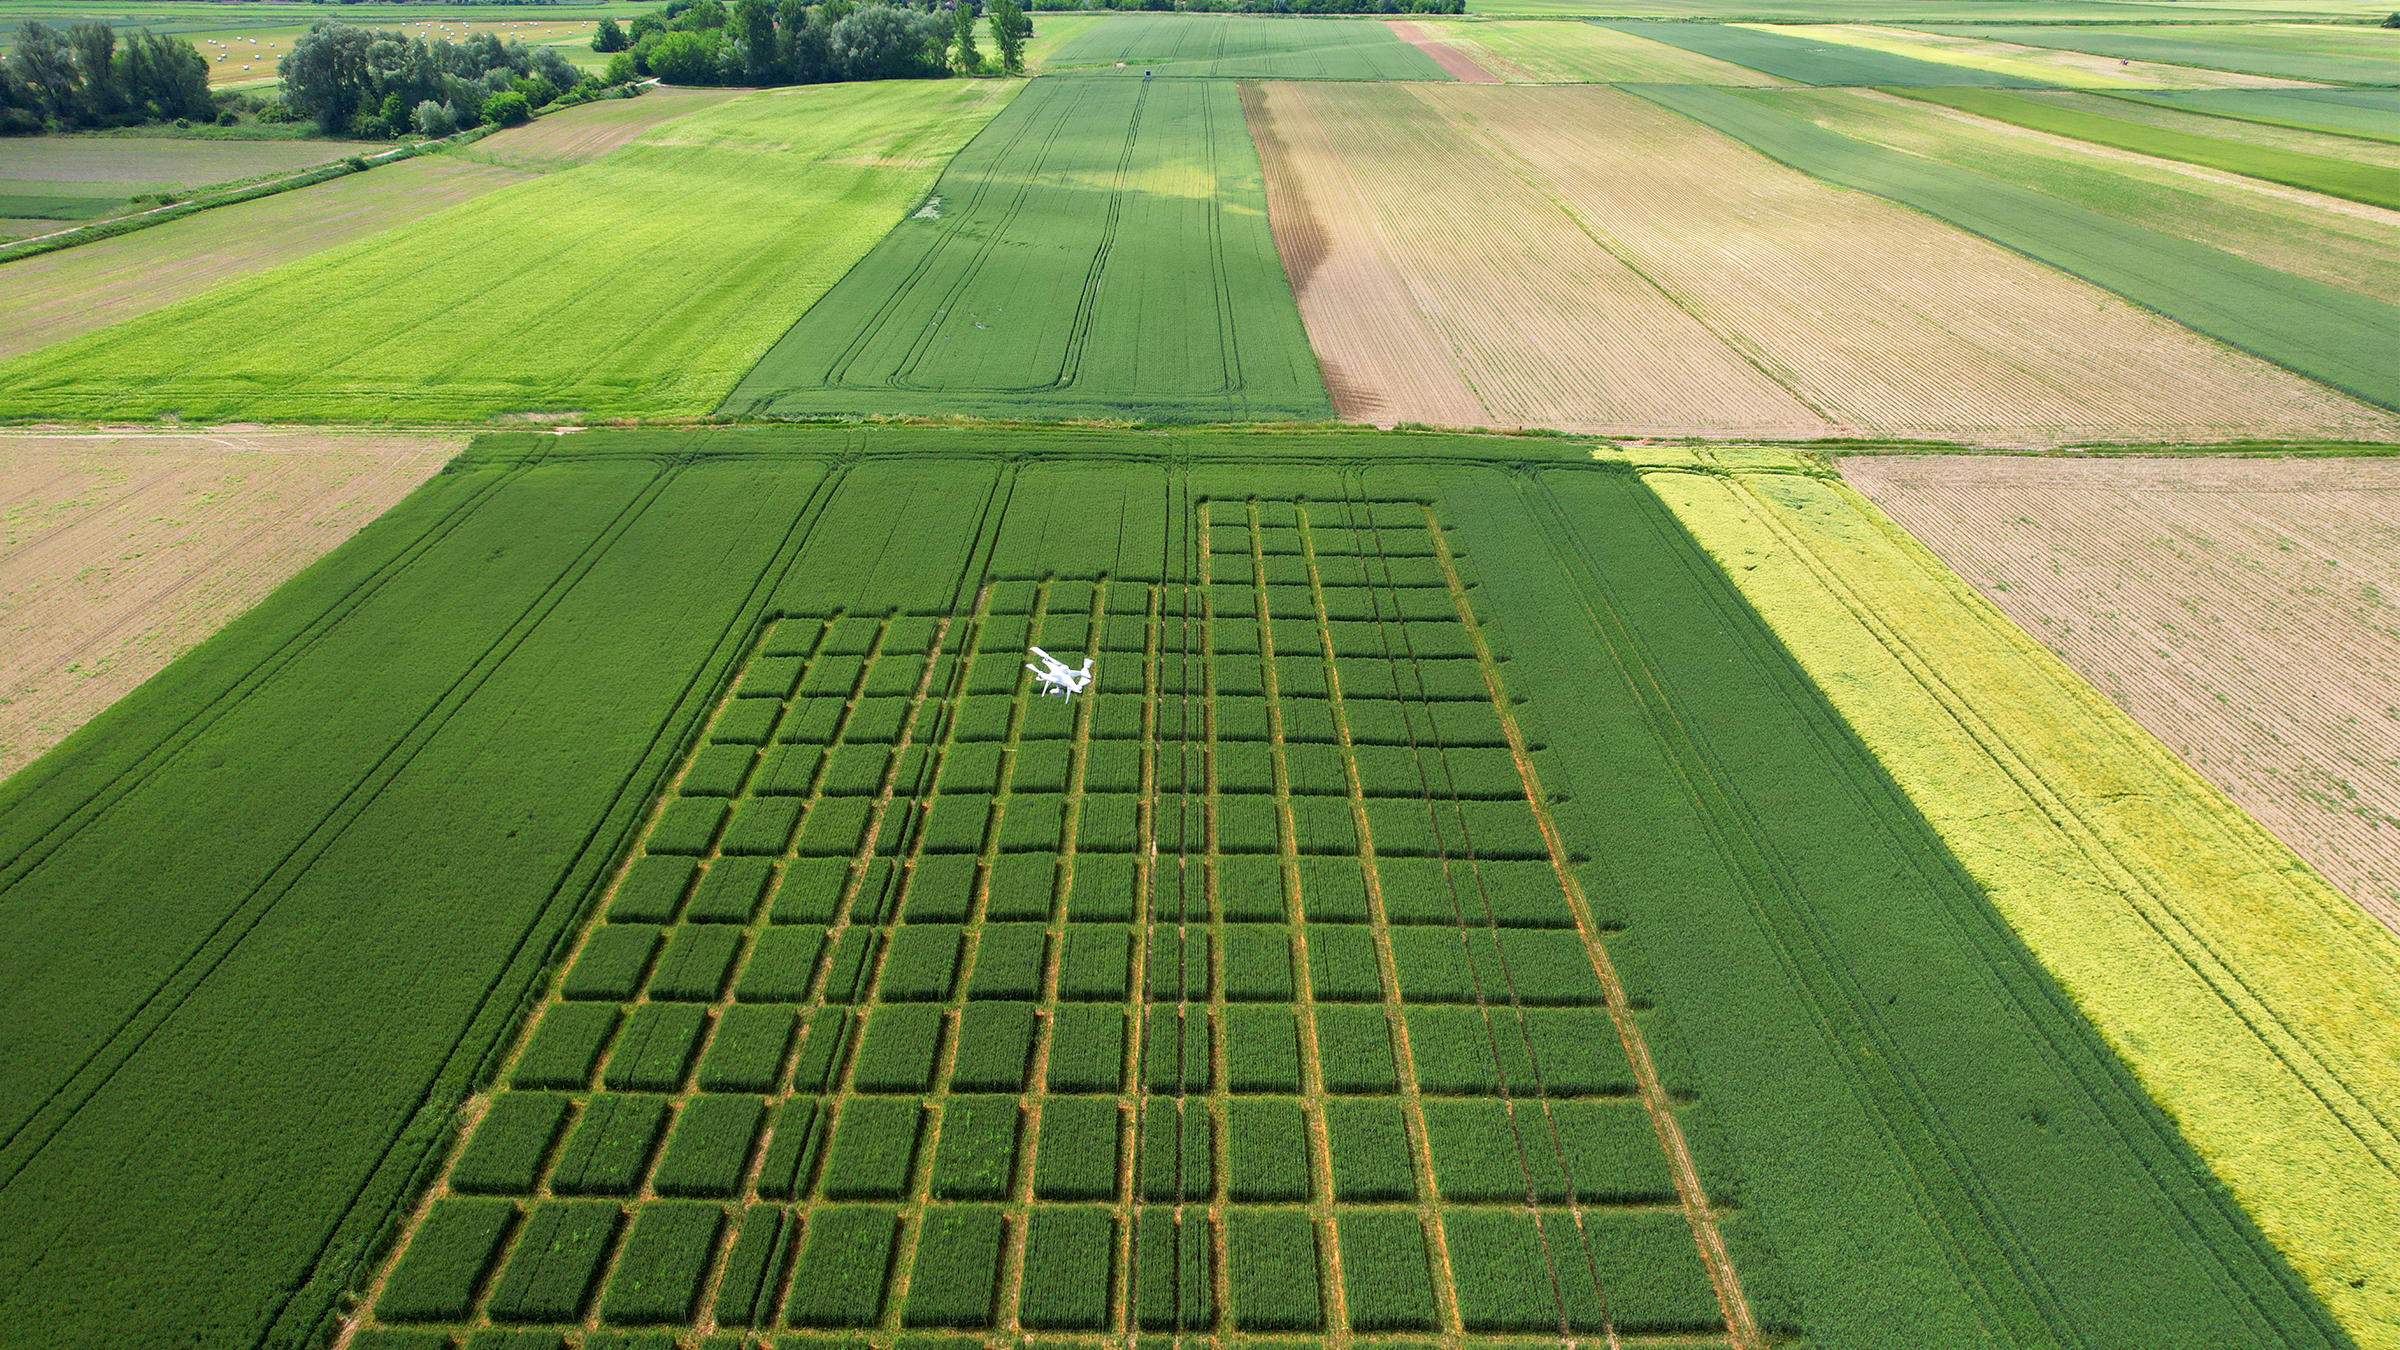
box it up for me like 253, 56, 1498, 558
278, 24, 607, 136
601, 0, 1033, 86
1027, 0, 1463, 12
0, 23, 214, 135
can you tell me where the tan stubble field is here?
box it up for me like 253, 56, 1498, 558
0, 431, 457, 778
1844, 453, 2400, 933
1242, 80, 2400, 444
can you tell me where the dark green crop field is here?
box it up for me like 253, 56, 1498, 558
723, 77, 1330, 424
0, 427, 2344, 1348
1914, 23, 2400, 86
1596, 20, 2052, 85
1044, 13, 1454, 80
1900, 87, 2400, 209
1635, 82, 2400, 414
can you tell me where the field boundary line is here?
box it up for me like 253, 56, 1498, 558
1706, 463, 2400, 1179
0, 459, 677, 1193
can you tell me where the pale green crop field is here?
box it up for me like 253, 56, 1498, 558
0, 80, 1022, 423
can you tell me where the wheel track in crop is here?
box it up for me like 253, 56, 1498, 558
1512, 466, 2076, 1347
1690, 462, 2390, 1338
289, 452, 860, 1350
0, 450, 668, 1193
813, 78, 1079, 391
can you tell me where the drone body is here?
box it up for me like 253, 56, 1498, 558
1026, 646, 1094, 699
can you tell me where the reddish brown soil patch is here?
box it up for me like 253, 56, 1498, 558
1386, 20, 1503, 82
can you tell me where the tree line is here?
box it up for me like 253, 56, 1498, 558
0, 24, 213, 134
594, 0, 1034, 85
279, 25, 628, 137
1030, 0, 1466, 13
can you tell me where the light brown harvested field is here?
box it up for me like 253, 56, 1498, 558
1842, 454, 2400, 934
0, 430, 457, 779
1383, 20, 1501, 83
1246, 80, 2400, 443
0, 92, 730, 366
1242, 81, 1828, 437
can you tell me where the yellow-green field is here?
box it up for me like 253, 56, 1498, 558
0, 80, 1019, 423
1639, 445, 2400, 1342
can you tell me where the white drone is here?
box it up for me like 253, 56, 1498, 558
1026, 646, 1094, 699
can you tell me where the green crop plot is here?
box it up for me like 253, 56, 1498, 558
0, 80, 1014, 424
1918, 21, 2400, 86
1600, 20, 2053, 84
1637, 82, 2400, 412
722, 76, 1329, 423
2116, 86, 2400, 143
1901, 86, 2400, 209
1045, 12, 1453, 79
0, 427, 2353, 1348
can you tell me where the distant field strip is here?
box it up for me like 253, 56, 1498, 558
1596, 19, 2052, 86
1749, 21, 2318, 88
723, 78, 1329, 424
0, 90, 731, 366
1422, 18, 1795, 83
1750, 87, 2400, 308
0, 82, 1013, 423
1917, 22, 2400, 86
1044, 13, 1452, 80
0, 431, 455, 778
1647, 448, 2400, 1344
1640, 83, 2400, 415
2122, 86, 2400, 142
1901, 85, 2400, 208
1247, 81, 2391, 441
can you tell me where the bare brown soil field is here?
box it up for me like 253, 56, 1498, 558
0, 431, 456, 779
0, 92, 731, 365
1843, 453, 2400, 934
1245, 80, 2400, 444
1384, 19, 1501, 82
1242, 81, 1829, 437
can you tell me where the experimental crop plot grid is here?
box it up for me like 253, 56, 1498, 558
350, 501, 1761, 1350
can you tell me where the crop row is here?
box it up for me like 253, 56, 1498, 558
430, 1083, 1684, 1212
380, 1193, 1729, 1335
511, 996, 1652, 1100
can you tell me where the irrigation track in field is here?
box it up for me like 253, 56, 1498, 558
293, 454, 862, 1350
1703, 466, 2400, 1187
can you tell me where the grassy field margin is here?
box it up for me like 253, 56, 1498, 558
1641, 445, 2400, 1345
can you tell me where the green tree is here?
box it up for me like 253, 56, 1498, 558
593, 17, 629, 50
731, 0, 779, 81
951, 0, 980, 73
602, 51, 639, 85
988, 0, 1027, 74
481, 88, 530, 124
